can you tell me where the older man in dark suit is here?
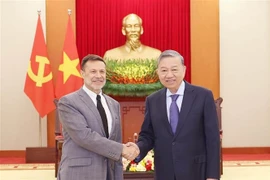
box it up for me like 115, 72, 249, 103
130, 50, 220, 180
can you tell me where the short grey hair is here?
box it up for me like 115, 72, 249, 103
157, 50, 184, 65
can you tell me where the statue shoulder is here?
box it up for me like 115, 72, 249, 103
103, 46, 126, 59
142, 45, 161, 57
103, 44, 161, 60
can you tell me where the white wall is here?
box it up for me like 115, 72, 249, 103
220, 0, 270, 147
1, 0, 47, 150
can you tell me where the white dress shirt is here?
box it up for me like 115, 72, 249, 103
166, 81, 185, 123
82, 85, 112, 135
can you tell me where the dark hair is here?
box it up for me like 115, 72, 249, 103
81, 54, 106, 70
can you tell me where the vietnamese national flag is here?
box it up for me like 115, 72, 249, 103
24, 15, 55, 117
55, 16, 83, 99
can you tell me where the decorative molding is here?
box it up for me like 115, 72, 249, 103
122, 106, 145, 115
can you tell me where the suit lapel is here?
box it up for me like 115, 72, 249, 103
174, 83, 196, 139
78, 88, 106, 137
103, 94, 116, 139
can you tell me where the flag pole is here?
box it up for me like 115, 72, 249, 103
37, 9, 42, 147
68, 9, 72, 15
39, 116, 42, 146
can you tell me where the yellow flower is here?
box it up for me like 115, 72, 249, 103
136, 163, 146, 171
129, 164, 137, 172
123, 150, 154, 172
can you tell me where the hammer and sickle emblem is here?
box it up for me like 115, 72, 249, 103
27, 55, 52, 87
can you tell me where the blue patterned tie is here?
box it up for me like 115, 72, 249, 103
170, 94, 179, 134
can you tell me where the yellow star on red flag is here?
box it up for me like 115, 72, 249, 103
59, 52, 81, 83
55, 16, 83, 99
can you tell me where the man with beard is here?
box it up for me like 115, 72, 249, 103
103, 13, 161, 60
57, 54, 139, 180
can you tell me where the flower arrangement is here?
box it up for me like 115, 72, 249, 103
123, 150, 154, 172
103, 58, 163, 97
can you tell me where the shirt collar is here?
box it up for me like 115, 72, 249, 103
166, 81, 185, 97
82, 84, 103, 99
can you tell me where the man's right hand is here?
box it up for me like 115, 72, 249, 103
122, 142, 140, 160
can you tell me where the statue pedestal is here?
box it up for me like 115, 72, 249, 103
119, 99, 145, 143
113, 96, 146, 143
119, 98, 154, 180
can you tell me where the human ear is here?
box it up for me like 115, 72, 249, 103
140, 26, 144, 35
80, 70, 85, 78
122, 27, 126, 35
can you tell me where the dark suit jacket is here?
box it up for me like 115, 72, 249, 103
137, 82, 220, 180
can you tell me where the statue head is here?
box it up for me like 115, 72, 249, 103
122, 14, 144, 49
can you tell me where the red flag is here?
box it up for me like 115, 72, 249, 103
55, 16, 83, 99
24, 15, 55, 117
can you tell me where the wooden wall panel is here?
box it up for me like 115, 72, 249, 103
190, 0, 220, 99
223, 147, 270, 154
46, 0, 75, 147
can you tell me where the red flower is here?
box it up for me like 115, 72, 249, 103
145, 160, 152, 171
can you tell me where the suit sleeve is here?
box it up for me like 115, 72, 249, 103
58, 96, 123, 161
114, 103, 124, 180
204, 90, 220, 179
136, 97, 155, 162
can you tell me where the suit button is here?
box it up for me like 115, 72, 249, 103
172, 142, 175, 145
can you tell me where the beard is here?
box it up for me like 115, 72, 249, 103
128, 38, 141, 51
85, 79, 106, 93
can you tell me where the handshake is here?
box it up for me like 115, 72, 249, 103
122, 142, 140, 161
